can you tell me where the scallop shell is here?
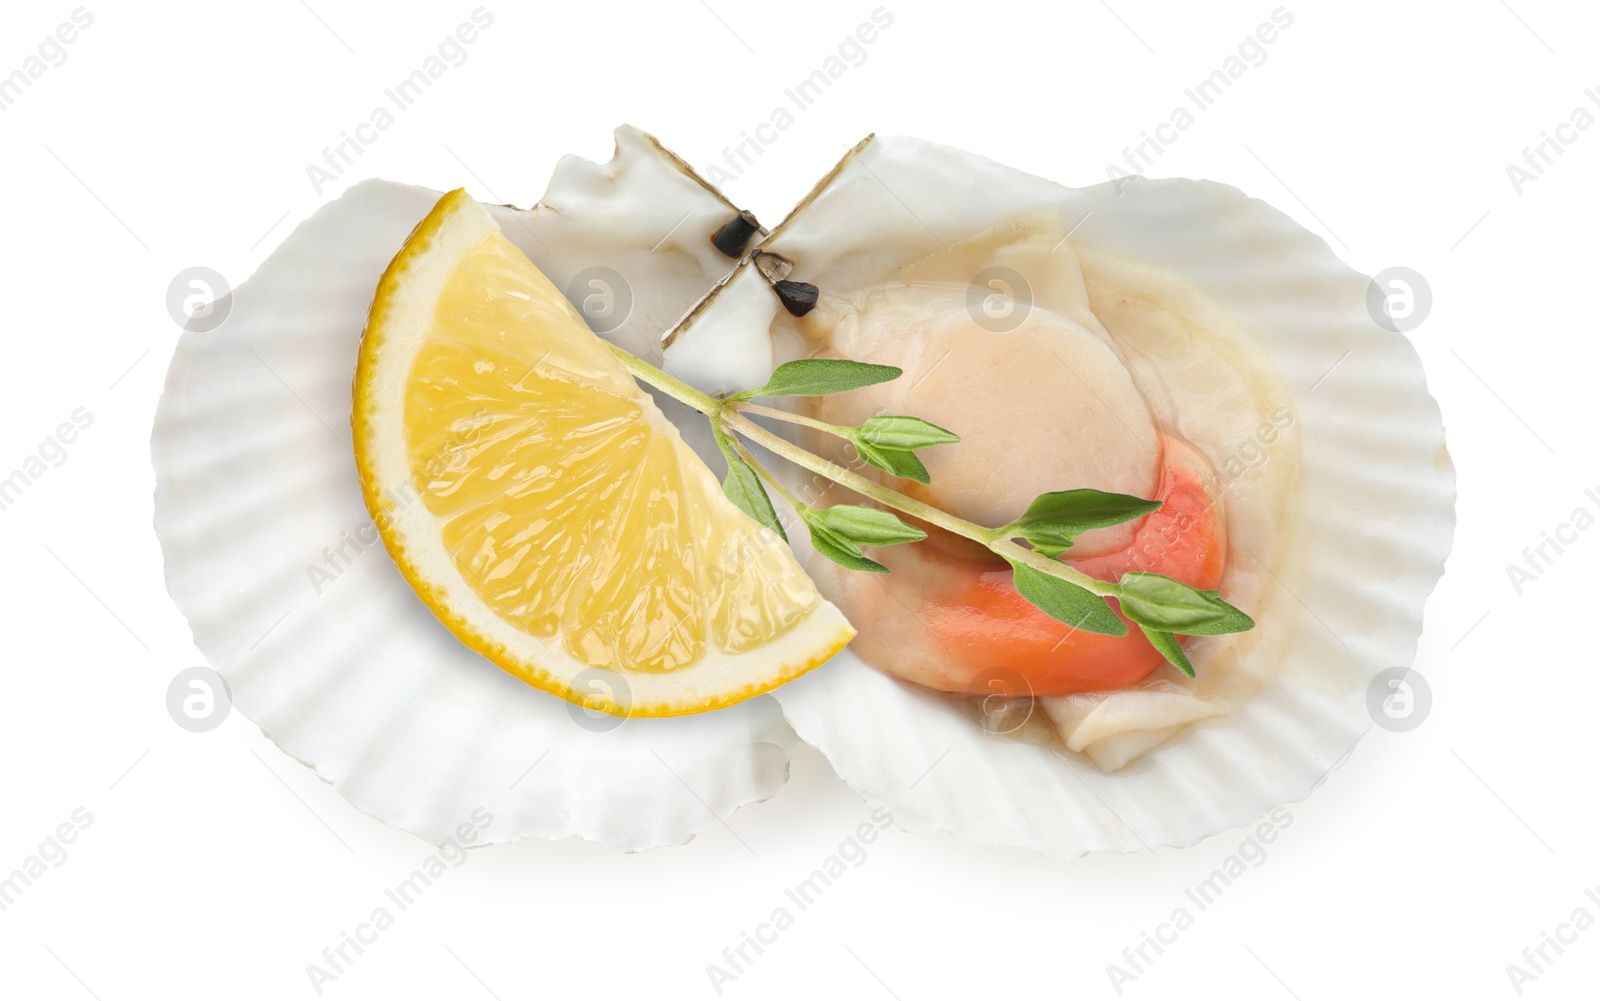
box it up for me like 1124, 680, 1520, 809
152, 128, 800, 850
663, 136, 1456, 857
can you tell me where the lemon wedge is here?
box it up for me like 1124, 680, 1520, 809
353, 190, 853, 716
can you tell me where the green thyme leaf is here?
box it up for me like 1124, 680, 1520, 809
805, 520, 889, 574
799, 503, 922, 575
737, 359, 903, 399
1139, 625, 1195, 678
613, 338, 1262, 651
1115, 572, 1254, 635
854, 415, 961, 451
854, 439, 931, 484
1004, 489, 1162, 556
713, 429, 785, 542
805, 504, 927, 547
1006, 559, 1127, 636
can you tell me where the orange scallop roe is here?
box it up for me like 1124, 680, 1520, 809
907, 435, 1225, 696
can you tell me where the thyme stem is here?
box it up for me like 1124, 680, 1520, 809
726, 436, 804, 512
606, 343, 717, 412
611, 342, 1120, 599
732, 400, 851, 440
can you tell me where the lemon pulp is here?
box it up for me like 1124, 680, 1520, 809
355, 190, 852, 714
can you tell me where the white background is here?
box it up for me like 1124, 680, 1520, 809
1, 1, 1595, 998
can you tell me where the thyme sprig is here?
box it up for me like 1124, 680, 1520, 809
609, 349, 1253, 677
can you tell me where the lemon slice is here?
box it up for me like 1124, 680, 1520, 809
353, 190, 853, 716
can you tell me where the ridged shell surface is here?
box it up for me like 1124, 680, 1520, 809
666, 136, 1456, 857
152, 132, 798, 850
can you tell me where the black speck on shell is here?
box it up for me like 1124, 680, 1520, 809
775, 280, 819, 317
711, 210, 762, 258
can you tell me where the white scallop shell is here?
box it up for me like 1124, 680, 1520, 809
664, 136, 1456, 857
151, 128, 800, 850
